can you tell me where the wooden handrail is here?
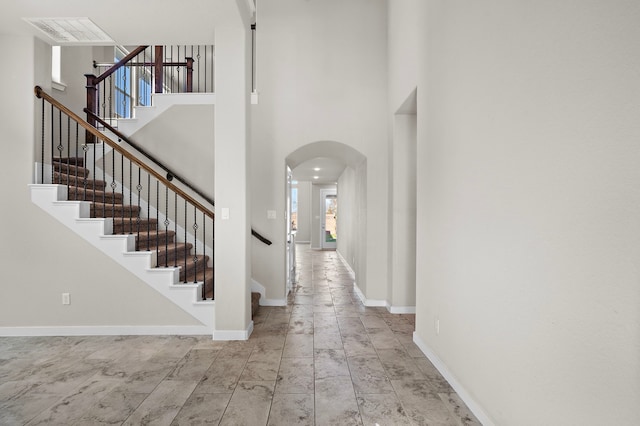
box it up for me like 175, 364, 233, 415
94, 45, 149, 85
84, 108, 214, 206
35, 85, 214, 220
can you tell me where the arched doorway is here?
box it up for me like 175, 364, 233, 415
285, 141, 366, 296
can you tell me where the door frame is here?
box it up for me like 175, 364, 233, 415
320, 188, 337, 250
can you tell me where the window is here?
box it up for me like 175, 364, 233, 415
51, 45, 62, 87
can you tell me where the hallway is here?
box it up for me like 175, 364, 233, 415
0, 245, 479, 425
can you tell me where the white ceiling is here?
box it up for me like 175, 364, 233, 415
292, 157, 346, 185
0, 0, 252, 45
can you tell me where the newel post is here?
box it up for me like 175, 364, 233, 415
186, 57, 194, 92
154, 46, 164, 93
85, 74, 98, 143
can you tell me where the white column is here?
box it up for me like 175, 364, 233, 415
213, 22, 252, 339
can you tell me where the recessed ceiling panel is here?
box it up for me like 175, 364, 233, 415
23, 17, 113, 44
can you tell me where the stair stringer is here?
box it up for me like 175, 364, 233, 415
29, 184, 215, 333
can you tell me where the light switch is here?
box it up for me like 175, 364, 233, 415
221, 208, 230, 220
267, 210, 276, 220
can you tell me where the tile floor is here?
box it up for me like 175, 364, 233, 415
0, 244, 480, 425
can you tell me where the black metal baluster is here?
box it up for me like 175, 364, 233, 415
174, 192, 178, 267
170, 46, 174, 92
197, 46, 201, 92
92, 120, 96, 207
177, 45, 181, 93
102, 137, 106, 217
111, 141, 116, 223
66, 116, 70, 195
136, 168, 142, 249
82, 142, 88, 201
183, 199, 187, 283
147, 173, 150, 251
74, 122, 79, 193
50, 104, 54, 184
164, 186, 169, 267
129, 161, 133, 234
120, 152, 124, 231
202, 211, 206, 299
58, 110, 64, 192
40, 98, 44, 184
103, 76, 107, 120
156, 180, 159, 265
108, 75, 112, 122
193, 207, 198, 284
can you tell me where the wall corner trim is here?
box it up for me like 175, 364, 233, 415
413, 331, 496, 426
386, 305, 416, 314
213, 321, 254, 341
353, 283, 387, 307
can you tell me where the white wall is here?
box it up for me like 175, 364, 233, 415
389, 112, 417, 310
336, 162, 367, 293
293, 180, 311, 243
0, 36, 200, 330
407, 1, 640, 424
251, 0, 389, 301
127, 104, 215, 196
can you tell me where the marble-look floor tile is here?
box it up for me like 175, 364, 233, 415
282, 332, 314, 357
367, 328, 401, 350
219, 381, 275, 426
170, 392, 232, 425
276, 357, 314, 394
347, 355, 395, 394
315, 376, 363, 425
314, 348, 351, 379
391, 379, 456, 425
341, 334, 377, 357
239, 349, 282, 381
377, 347, 425, 380
26, 378, 122, 425
439, 392, 483, 426
268, 393, 314, 426
356, 393, 413, 426
167, 349, 217, 381
122, 379, 198, 426
196, 357, 248, 394
76, 386, 148, 425
414, 357, 455, 393
314, 331, 344, 350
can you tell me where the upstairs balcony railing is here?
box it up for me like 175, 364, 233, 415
85, 45, 215, 129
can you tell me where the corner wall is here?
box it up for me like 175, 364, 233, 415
409, 1, 640, 424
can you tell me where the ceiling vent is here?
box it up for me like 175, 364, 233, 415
23, 17, 113, 44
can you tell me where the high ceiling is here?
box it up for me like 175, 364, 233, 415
0, 0, 253, 46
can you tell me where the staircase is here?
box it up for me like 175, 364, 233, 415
53, 156, 214, 297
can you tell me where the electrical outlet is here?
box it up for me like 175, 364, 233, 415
62, 293, 70, 305
436, 318, 440, 335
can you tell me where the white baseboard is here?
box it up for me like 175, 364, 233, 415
387, 305, 416, 314
353, 283, 387, 307
413, 332, 495, 426
251, 278, 286, 306
336, 250, 356, 280
213, 321, 254, 341
0, 325, 212, 337
260, 298, 287, 306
